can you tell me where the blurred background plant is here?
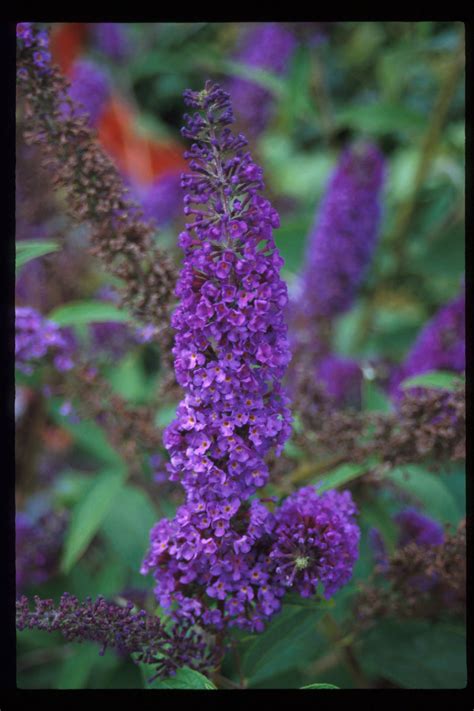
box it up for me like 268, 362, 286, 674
15, 21, 465, 690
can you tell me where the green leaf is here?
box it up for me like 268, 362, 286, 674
361, 499, 398, 555
56, 643, 97, 689
301, 683, 340, 689
335, 102, 425, 136
155, 403, 178, 429
60, 470, 125, 574
362, 379, 393, 413
243, 606, 323, 685
101, 486, 159, 571
400, 370, 464, 391
316, 462, 368, 494
49, 399, 125, 469
359, 619, 466, 688
219, 59, 285, 96
386, 465, 461, 524
48, 300, 131, 326
140, 664, 216, 689
16, 240, 59, 271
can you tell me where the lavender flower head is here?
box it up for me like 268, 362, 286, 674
90, 22, 130, 62
269, 487, 360, 599
297, 143, 386, 322
142, 82, 359, 633
17, 23, 51, 73
316, 355, 363, 409
390, 287, 465, 398
16, 306, 75, 374
66, 59, 111, 126
228, 23, 296, 135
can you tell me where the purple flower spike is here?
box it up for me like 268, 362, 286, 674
142, 82, 359, 635
299, 143, 386, 322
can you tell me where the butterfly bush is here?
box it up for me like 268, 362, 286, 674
15, 306, 75, 374
142, 81, 359, 633
390, 287, 465, 399
228, 23, 296, 136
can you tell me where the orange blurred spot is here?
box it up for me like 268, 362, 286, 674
50, 23, 88, 74
97, 96, 186, 185
41, 425, 73, 453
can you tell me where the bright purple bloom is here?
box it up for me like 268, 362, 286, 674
142, 82, 359, 634
390, 287, 465, 398
15, 306, 75, 374
228, 23, 296, 135
90, 22, 130, 61
297, 143, 386, 322
316, 355, 363, 409
269, 487, 360, 599
66, 59, 111, 126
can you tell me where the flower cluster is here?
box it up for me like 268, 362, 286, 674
15, 306, 75, 374
390, 287, 465, 399
16, 23, 51, 72
296, 143, 386, 324
16, 594, 218, 680
269, 487, 360, 599
142, 82, 359, 634
16, 510, 68, 591
66, 59, 111, 126
228, 23, 296, 135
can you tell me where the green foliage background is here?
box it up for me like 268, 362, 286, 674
16, 21, 465, 690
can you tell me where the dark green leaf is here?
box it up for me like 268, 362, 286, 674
101, 486, 159, 571
243, 606, 323, 685
301, 683, 340, 689
386, 465, 461, 524
316, 463, 368, 494
61, 470, 125, 574
359, 619, 466, 688
140, 664, 216, 689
